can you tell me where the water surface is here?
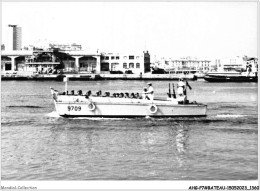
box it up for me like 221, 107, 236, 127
1, 80, 258, 180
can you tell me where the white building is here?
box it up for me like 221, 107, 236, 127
100, 51, 150, 74
153, 57, 212, 73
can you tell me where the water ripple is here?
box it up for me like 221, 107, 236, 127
1, 81, 258, 180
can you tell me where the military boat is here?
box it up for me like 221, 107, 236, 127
50, 79, 207, 118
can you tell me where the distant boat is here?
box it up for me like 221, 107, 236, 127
204, 71, 258, 82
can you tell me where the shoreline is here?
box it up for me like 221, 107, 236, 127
1, 73, 198, 81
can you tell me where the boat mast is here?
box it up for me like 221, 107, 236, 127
64, 76, 68, 94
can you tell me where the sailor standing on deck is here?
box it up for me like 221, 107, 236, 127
147, 83, 154, 101
177, 78, 185, 96
246, 61, 252, 76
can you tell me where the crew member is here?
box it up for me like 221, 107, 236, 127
177, 78, 185, 96
142, 87, 149, 100
246, 61, 252, 76
147, 83, 154, 101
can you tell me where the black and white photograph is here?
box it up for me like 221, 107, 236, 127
1, 0, 258, 190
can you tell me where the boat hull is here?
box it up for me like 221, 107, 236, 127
204, 75, 258, 82
53, 97, 207, 118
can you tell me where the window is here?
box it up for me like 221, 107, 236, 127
111, 63, 119, 71
92, 63, 97, 69
136, 56, 140, 59
123, 63, 127, 69
101, 62, 109, 71
136, 63, 140, 68
129, 63, 134, 68
124, 56, 127, 59
116, 56, 119, 60
129, 56, 134, 59
105, 56, 109, 60
111, 56, 115, 60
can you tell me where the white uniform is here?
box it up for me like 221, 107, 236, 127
148, 86, 154, 101
177, 81, 185, 96
142, 92, 148, 100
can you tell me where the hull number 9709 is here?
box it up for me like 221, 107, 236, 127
68, 106, 81, 111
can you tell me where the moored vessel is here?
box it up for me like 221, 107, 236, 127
204, 58, 258, 82
204, 71, 257, 82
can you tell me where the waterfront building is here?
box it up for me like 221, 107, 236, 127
100, 51, 150, 74
1, 51, 33, 72
60, 50, 101, 73
152, 57, 211, 73
1, 49, 151, 75
1, 49, 102, 74
5, 24, 22, 51
167, 57, 211, 72
1, 50, 60, 73
24, 50, 62, 73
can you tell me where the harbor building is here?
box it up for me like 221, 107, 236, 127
58, 50, 150, 74
1, 42, 149, 75
166, 57, 211, 72
151, 57, 211, 73
59, 50, 101, 73
1, 49, 102, 74
1, 50, 60, 73
4, 25, 22, 51
100, 51, 150, 74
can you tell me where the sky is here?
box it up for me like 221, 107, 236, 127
1, 1, 258, 59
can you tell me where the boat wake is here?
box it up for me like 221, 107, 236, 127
46, 111, 61, 118
7, 105, 44, 108
216, 114, 247, 118
70, 117, 132, 121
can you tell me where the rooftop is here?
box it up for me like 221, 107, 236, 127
1, 50, 33, 56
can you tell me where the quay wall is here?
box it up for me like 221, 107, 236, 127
1, 73, 197, 81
